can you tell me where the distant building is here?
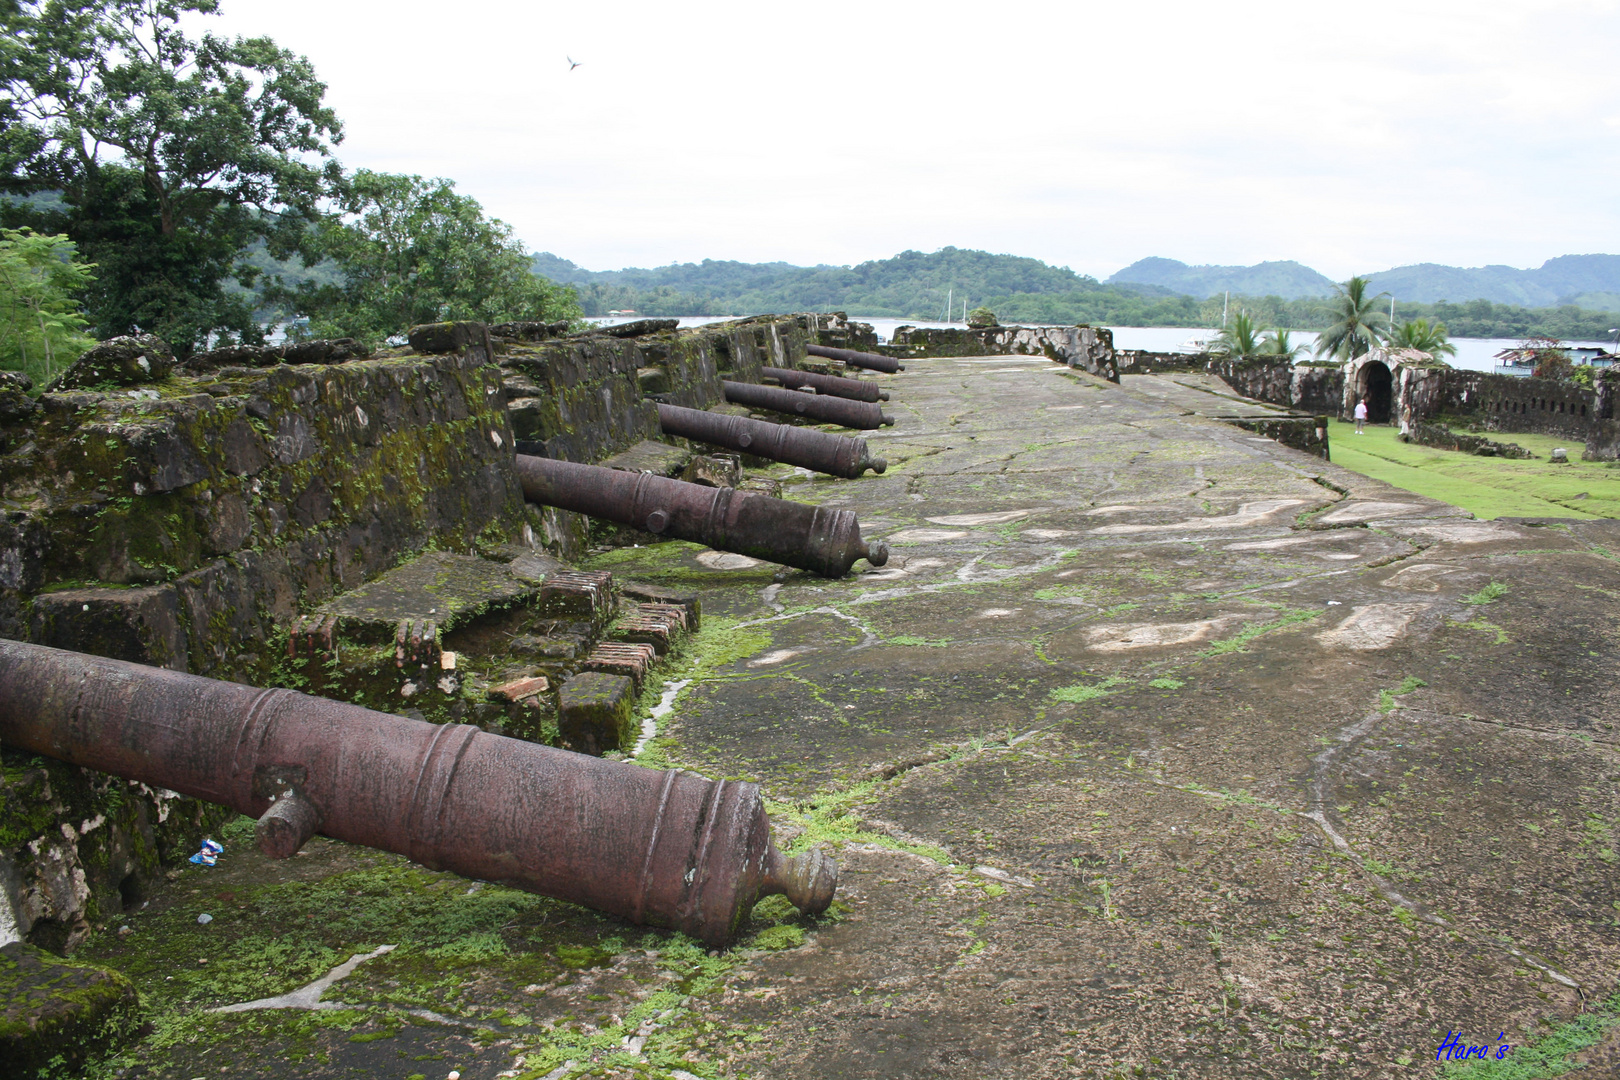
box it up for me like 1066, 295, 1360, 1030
1493, 344, 1611, 376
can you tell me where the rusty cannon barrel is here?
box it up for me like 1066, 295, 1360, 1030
806, 343, 905, 374
761, 366, 889, 402
658, 403, 886, 479
515, 454, 888, 577
521, 453, 887, 573
721, 380, 893, 429
0, 638, 837, 948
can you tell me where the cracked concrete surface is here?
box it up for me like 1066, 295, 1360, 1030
643, 358, 1620, 1078
81, 356, 1620, 1079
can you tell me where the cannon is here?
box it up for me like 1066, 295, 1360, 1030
0, 638, 836, 948
807, 343, 905, 374
761, 366, 889, 403
722, 380, 893, 429
658, 403, 886, 479
515, 455, 887, 577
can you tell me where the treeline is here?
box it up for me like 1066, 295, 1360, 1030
1198, 295, 1620, 342
0, 1, 579, 384
544, 246, 1619, 339
543, 247, 1181, 320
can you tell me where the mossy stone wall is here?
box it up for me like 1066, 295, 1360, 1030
501, 315, 812, 462
1, 347, 529, 680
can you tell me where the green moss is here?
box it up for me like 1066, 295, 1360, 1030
1461, 581, 1509, 605
1199, 609, 1319, 656
1051, 676, 1127, 703
750, 925, 805, 951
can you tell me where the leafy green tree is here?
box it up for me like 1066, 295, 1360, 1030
0, 0, 343, 353
1312, 276, 1389, 362
1522, 336, 1574, 380
1389, 316, 1456, 359
273, 171, 582, 343
1209, 310, 1267, 358
1259, 327, 1306, 360
0, 227, 95, 383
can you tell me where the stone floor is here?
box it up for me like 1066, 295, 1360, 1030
80, 354, 1620, 1079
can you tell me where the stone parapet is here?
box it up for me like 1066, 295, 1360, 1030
887, 324, 1119, 381
499, 315, 812, 463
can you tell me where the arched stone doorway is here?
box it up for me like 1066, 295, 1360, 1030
1358, 360, 1393, 424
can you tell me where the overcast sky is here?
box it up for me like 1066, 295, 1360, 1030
197, 0, 1620, 280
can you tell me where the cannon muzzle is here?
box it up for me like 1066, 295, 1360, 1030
0, 638, 837, 947
515, 455, 889, 577
807, 343, 905, 374
658, 403, 886, 479
722, 380, 893, 429
761, 366, 889, 402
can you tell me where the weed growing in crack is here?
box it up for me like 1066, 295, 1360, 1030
1378, 676, 1428, 713
1050, 676, 1128, 703
1199, 609, 1319, 656
1460, 581, 1509, 606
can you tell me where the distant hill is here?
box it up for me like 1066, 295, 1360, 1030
1108, 254, 1620, 310
1365, 255, 1620, 307
531, 246, 1188, 321
1108, 258, 1338, 300
527, 246, 1620, 336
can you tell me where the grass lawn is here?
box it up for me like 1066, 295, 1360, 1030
1326, 419, 1620, 520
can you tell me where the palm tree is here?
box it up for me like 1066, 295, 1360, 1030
1259, 328, 1307, 360
1388, 317, 1456, 359
1209, 311, 1267, 358
1313, 276, 1389, 362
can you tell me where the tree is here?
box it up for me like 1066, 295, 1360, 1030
1209, 310, 1267, 358
1522, 336, 1573, 380
0, 227, 95, 383
1259, 327, 1306, 360
0, 0, 344, 354
1312, 276, 1389, 362
274, 171, 582, 343
1389, 316, 1456, 359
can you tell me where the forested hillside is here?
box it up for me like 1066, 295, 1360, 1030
534, 247, 1620, 338
1107, 255, 1620, 309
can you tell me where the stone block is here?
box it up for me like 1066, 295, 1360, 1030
637, 366, 671, 395
0, 942, 139, 1074
0, 370, 36, 422
47, 334, 175, 391
580, 640, 657, 690
611, 603, 686, 655
597, 319, 679, 338
599, 439, 692, 478
408, 322, 488, 355
280, 337, 371, 364
739, 476, 782, 500
620, 580, 702, 630
509, 633, 588, 660
319, 551, 539, 644
538, 569, 615, 623
682, 453, 741, 489
558, 671, 637, 756
490, 320, 570, 342
182, 343, 284, 371
31, 585, 188, 670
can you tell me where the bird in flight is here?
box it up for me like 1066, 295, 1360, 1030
567, 56, 582, 71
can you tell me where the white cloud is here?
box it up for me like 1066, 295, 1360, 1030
197, 0, 1620, 278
